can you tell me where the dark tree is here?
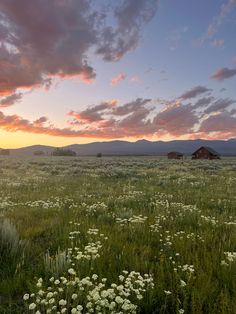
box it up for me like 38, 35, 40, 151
52, 148, 76, 156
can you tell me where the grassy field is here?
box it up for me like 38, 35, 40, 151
0, 156, 235, 314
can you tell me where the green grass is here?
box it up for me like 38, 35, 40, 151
0, 156, 235, 313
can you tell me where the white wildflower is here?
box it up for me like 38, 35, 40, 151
29, 303, 37, 310
59, 299, 67, 306
68, 268, 76, 275
180, 280, 187, 287
23, 294, 30, 300
72, 293, 78, 300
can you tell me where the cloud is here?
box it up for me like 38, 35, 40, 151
0, 103, 192, 139
111, 98, 151, 116
69, 95, 232, 139
68, 98, 155, 138
0, 92, 235, 140
204, 98, 235, 114
0, 110, 110, 138
115, 108, 153, 137
33, 117, 49, 127
0, 0, 158, 96
96, 0, 159, 61
0, 93, 22, 107
197, 0, 236, 45
180, 86, 211, 100
192, 96, 214, 109
110, 73, 126, 86
153, 103, 199, 136
68, 99, 117, 124
210, 67, 236, 81
68, 98, 152, 135
199, 111, 236, 136
118, 107, 150, 128
0, 0, 97, 95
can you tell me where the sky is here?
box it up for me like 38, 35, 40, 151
0, 0, 236, 148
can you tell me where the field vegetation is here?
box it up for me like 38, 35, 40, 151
0, 156, 235, 314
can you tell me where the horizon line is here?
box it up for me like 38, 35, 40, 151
1, 137, 235, 150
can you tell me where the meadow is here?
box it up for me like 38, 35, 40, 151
0, 156, 235, 314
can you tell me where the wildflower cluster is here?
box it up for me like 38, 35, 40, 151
1, 156, 235, 313
116, 215, 147, 226
221, 252, 236, 266
67, 227, 108, 264
81, 202, 108, 216
200, 215, 218, 225
23, 222, 154, 313
23, 268, 154, 313
117, 190, 143, 202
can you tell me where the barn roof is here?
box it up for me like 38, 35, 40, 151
192, 146, 220, 156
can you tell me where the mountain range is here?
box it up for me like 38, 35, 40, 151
2, 139, 236, 156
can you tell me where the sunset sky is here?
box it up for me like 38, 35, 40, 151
0, 0, 236, 148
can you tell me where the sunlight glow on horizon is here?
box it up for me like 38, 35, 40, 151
0, 130, 232, 149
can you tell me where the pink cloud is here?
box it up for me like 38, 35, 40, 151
204, 98, 235, 114
68, 99, 118, 124
0, 0, 158, 96
0, 92, 235, 140
0, 111, 111, 138
199, 112, 236, 138
180, 86, 211, 100
65, 95, 236, 139
153, 103, 199, 136
192, 96, 214, 109
0, 93, 22, 107
111, 98, 151, 116
211, 67, 236, 81
110, 73, 126, 86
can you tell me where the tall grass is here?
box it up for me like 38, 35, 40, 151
0, 219, 28, 276
0, 156, 235, 313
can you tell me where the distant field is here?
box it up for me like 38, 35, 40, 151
0, 156, 235, 314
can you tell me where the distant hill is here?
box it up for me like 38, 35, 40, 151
5, 139, 236, 156
8, 145, 55, 156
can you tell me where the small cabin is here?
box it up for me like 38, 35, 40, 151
192, 146, 220, 160
167, 151, 183, 159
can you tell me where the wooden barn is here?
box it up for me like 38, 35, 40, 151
167, 151, 183, 159
192, 146, 220, 160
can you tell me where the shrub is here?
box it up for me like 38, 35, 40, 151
52, 148, 76, 156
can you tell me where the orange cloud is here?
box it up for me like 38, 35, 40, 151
0, 92, 235, 141
110, 73, 126, 86
68, 100, 118, 124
